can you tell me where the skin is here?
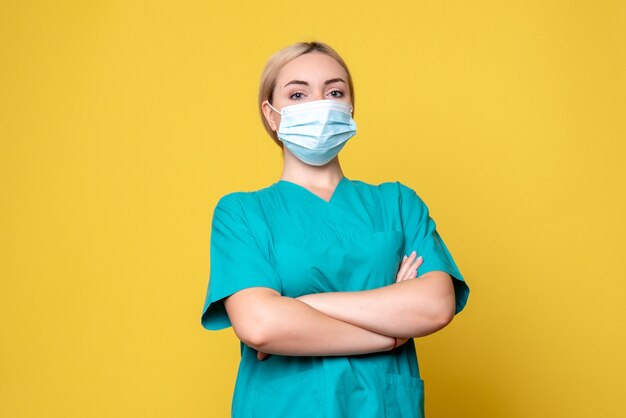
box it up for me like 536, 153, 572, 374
261, 52, 351, 200
224, 52, 457, 361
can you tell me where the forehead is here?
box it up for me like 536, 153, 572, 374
276, 53, 348, 86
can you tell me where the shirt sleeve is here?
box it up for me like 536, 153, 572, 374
397, 182, 470, 314
200, 193, 283, 331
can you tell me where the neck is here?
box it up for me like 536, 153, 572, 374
279, 149, 344, 187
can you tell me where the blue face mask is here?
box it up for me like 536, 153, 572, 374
267, 99, 357, 166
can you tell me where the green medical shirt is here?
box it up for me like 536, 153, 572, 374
201, 177, 469, 418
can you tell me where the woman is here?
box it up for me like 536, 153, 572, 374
200, 41, 470, 418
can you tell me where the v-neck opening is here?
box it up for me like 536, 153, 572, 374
276, 176, 347, 204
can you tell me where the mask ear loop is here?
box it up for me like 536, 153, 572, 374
266, 100, 281, 115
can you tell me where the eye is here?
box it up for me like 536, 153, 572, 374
290, 92, 305, 100
328, 90, 344, 98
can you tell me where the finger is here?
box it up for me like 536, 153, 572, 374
257, 351, 269, 361
396, 256, 406, 282
397, 251, 417, 280
401, 251, 418, 280
400, 255, 423, 281
409, 255, 423, 277
396, 255, 408, 281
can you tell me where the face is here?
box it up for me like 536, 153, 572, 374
262, 52, 352, 132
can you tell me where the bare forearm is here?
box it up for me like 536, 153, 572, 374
226, 290, 395, 356
297, 272, 456, 338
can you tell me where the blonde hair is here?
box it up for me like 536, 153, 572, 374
258, 41, 355, 147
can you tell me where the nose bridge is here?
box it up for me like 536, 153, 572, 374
311, 82, 325, 101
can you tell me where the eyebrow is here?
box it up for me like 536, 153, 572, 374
283, 78, 346, 87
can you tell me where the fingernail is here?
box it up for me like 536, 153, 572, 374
417, 256, 423, 260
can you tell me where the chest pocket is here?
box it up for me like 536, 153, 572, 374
272, 229, 404, 297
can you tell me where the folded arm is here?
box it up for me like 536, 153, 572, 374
223, 287, 401, 357
297, 270, 456, 339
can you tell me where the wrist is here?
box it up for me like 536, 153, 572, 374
390, 337, 398, 351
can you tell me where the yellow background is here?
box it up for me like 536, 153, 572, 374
1, 1, 625, 417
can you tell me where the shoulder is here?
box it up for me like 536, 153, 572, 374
349, 178, 399, 193
351, 179, 430, 221
213, 183, 277, 214
349, 178, 423, 202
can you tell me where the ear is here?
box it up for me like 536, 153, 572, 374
261, 100, 279, 132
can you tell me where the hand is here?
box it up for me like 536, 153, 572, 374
395, 250, 423, 283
